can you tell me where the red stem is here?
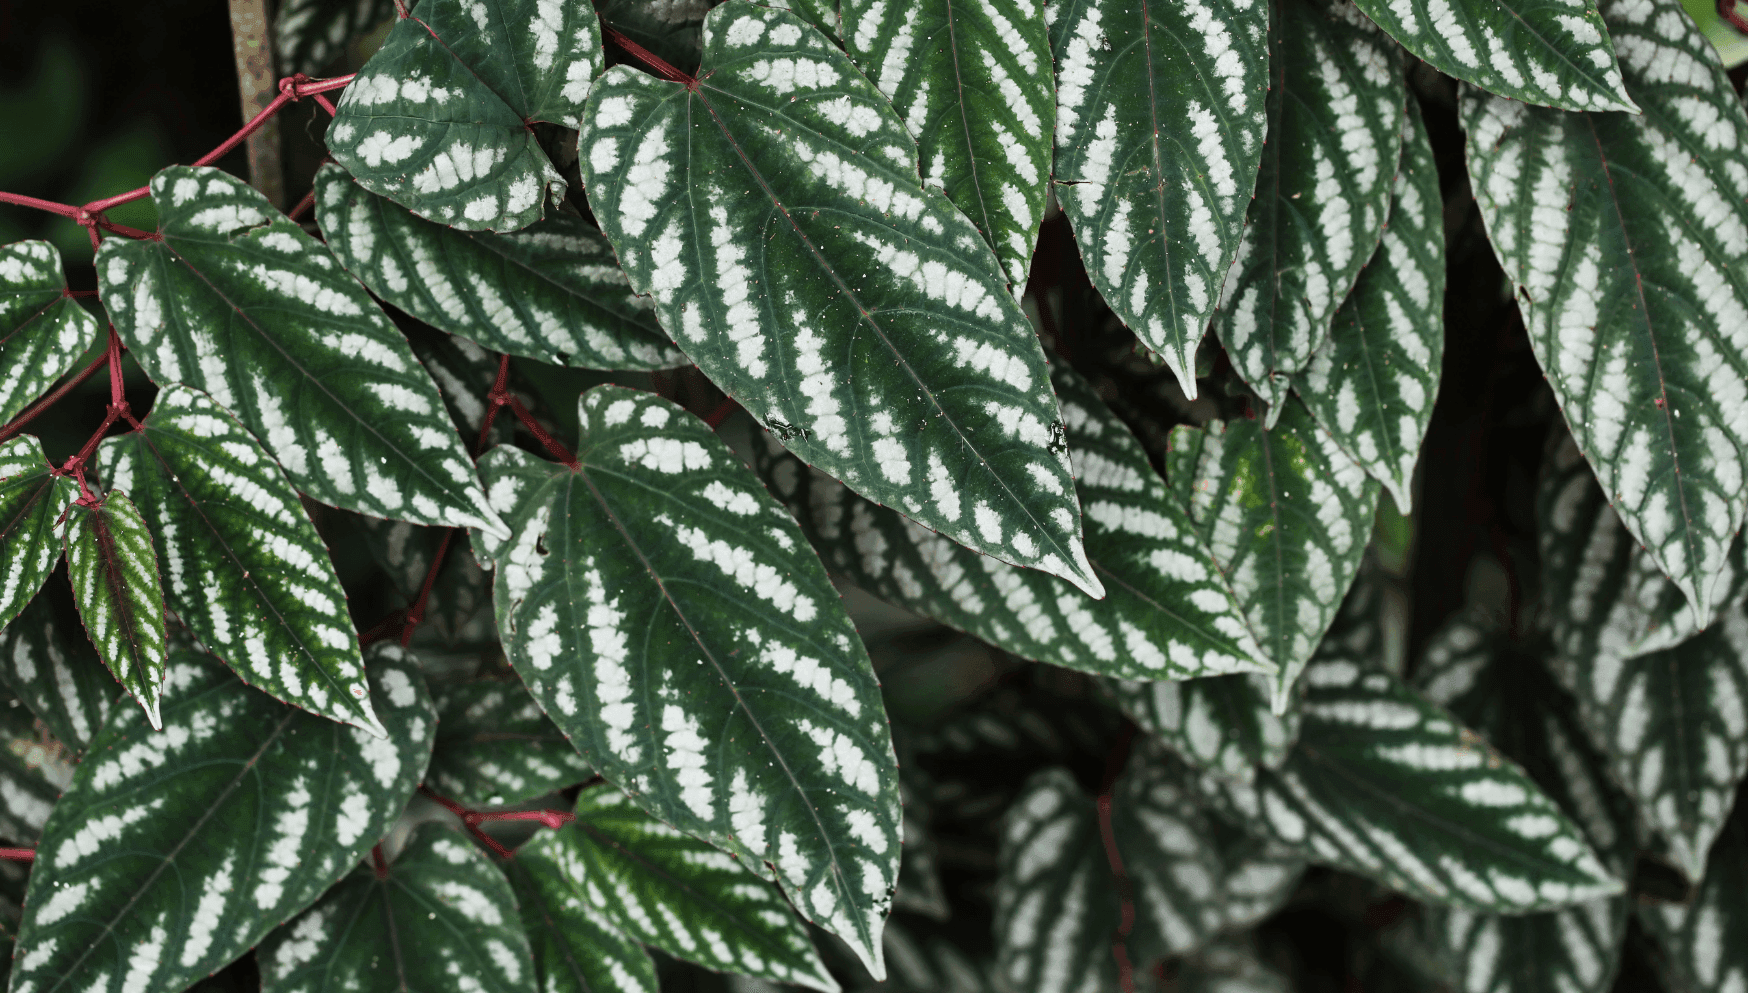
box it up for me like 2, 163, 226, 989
0, 191, 80, 218
371, 843, 389, 880
400, 530, 454, 646
600, 22, 696, 85
477, 354, 511, 453
1097, 726, 1138, 993
703, 396, 740, 429
1722, 0, 1748, 33
0, 848, 35, 862
0, 349, 109, 446
287, 190, 316, 222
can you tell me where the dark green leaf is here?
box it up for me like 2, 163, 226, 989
0, 435, 78, 631
0, 240, 98, 427
274, 0, 397, 75
1110, 673, 1298, 783
0, 690, 75, 843
0, 585, 116, 752
992, 769, 1110, 993
1639, 783, 1748, 993
64, 491, 166, 727
599, 0, 707, 75
427, 678, 593, 806
505, 840, 659, 993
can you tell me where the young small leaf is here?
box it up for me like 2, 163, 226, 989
9, 642, 436, 993
0, 435, 79, 631
477, 386, 899, 976
1109, 672, 1298, 783
102, 384, 383, 733
314, 164, 684, 371
1048, 0, 1269, 397
327, 0, 600, 231
0, 585, 116, 751
98, 166, 507, 538
580, 1, 1102, 596
274, 0, 396, 76
1463, 0, 1748, 620
63, 491, 167, 727
1639, 783, 1748, 993
0, 240, 98, 427
259, 823, 537, 993
1214, 0, 1406, 422
505, 838, 659, 993
427, 678, 594, 806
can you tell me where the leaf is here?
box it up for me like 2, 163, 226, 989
505, 839, 659, 993
327, 0, 600, 231
476, 385, 900, 975
63, 491, 167, 727
404, 329, 520, 454
579, 1, 1102, 596
102, 384, 382, 733
9, 641, 436, 993
427, 677, 594, 806
600, 0, 708, 75
1200, 615, 1624, 912
1348, 0, 1634, 113
1639, 782, 1748, 993
314, 164, 685, 371
1172, 939, 1292, 993
0, 240, 99, 426
0, 689, 76, 843
1169, 400, 1382, 706
993, 768, 1113, 993
1298, 98, 1445, 512
274, 0, 397, 75
1109, 672, 1299, 783
98, 166, 506, 538
258, 823, 536, 993
1462, 0, 1748, 620
841, 0, 1052, 289
0, 584, 116, 752
1047, 0, 1269, 397
753, 361, 1268, 682
1214, 0, 1406, 422
0, 435, 79, 631
535, 783, 840, 992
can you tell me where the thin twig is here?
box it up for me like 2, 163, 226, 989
600, 22, 696, 85
0, 848, 35, 863
400, 530, 455, 646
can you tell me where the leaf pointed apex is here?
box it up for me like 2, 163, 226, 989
1058, 537, 1105, 600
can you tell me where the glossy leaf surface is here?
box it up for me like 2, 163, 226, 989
0, 240, 97, 427
0, 435, 78, 631
506, 837, 660, 993
0, 586, 115, 752
63, 492, 166, 728
426, 678, 593, 806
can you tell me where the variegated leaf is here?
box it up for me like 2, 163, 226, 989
102, 384, 382, 733
1639, 782, 1748, 993
1048, 0, 1269, 397
274, 0, 396, 75
1298, 98, 1444, 512
580, 1, 1102, 596
993, 768, 1114, 993
98, 166, 506, 537
0, 435, 78, 631
427, 677, 594, 806
1169, 400, 1382, 706
842, 0, 1052, 289
1349, 0, 1634, 113
404, 329, 519, 454
63, 491, 166, 728
600, 0, 708, 74
1109, 672, 1298, 783
1173, 939, 1292, 993
0, 689, 75, 843
1462, 0, 1748, 620
773, 0, 844, 38
753, 362, 1267, 682
541, 784, 839, 992
1214, 0, 1405, 422
259, 823, 537, 993
0, 240, 98, 427
0, 585, 116, 752
328, 0, 600, 231
10, 642, 436, 993
476, 386, 899, 975
506, 835, 659, 993
314, 164, 684, 371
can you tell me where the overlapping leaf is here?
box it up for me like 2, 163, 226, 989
259, 823, 536, 993
10, 642, 435, 993
0, 436, 78, 630
0, 586, 115, 751
506, 836, 659, 993
600, 0, 708, 75
1109, 673, 1298, 783
993, 768, 1115, 993
536, 784, 839, 992
63, 492, 166, 728
315, 164, 684, 370
0, 690, 74, 843
842, 0, 1052, 289
754, 362, 1267, 682
476, 386, 899, 975
1463, 0, 1748, 620
1048, 0, 1269, 396
98, 166, 506, 537
1350, 0, 1634, 112
1169, 400, 1381, 705
102, 384, 382, 733
1639, 783, 1748, 993
0, 240, 97, 427
328, 0, 600, 231
580, 1, 1101, 595
1298, 99, 1444, 512
1214, 0, 1405, 421
427, 678, 593, 806
274, 0, 396, 75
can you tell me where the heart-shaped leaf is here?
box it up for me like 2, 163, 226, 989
505, 838, 659, 993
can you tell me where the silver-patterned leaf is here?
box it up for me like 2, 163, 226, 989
1172, 939, 1292, 993
993, 768, 1114, 993
314, 164, 684, 371
1048, 0, 1269, 396
1214, 0, 1405, 421
600, 0, 708, 74
506, 834, 659, 993
476, 386, 899, 976
1462, 0, 1748, 620
102, 384, 382, 733
427, 677, 594, 806
63, 491, 167, 728
9, 642, 436, 993
1349, 0, 1634, 113
1298, 98, 1444, 512
259, 823, 537, 993
1109, 672, 1298, 783
0, 435, 78, 631
579, 1, 1102, 596
0, 240, 98, 427
1639, 782, 1748, 993
842, 0, 1052, 289
0, 690, 75, 843
539, 784, 839, 992
327, 0, 600, 231
99, 167, 505, 537
0, 586, 116, 752
274, 0, 396, 75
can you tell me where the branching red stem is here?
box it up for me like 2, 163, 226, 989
601, 22, 696, 85
287, 190, 316, 222
419, 787, 573, 859
400, 530, 454, 646
0, 191, 80, 218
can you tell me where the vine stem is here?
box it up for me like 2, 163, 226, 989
57, 330, 140, 504
600, 22, 696, 86
0, 848, 35, 862
1097, 725, 1138, 993
371, 844, 389, 880
420, 786, 576, 859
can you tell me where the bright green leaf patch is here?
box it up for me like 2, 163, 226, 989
0, 240, 98, 428
63, 491, 166, 728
